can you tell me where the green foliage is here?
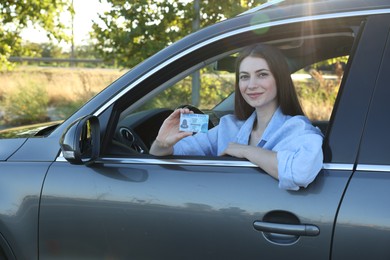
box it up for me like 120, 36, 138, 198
74, 44, 100, 60
92, 0, 264, 68
0, 0, 72, 69
2, 83, 49, 125
295, 74, 340, 121
296, 79, 338, 105
311, 56, 349, 69
17, 41, 65, 58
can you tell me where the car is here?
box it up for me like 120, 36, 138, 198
1, 0, 390, 259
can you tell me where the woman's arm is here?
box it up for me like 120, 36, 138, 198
221, 143, 278, 179
221, 132, 323, 190
276, 133, 323, 190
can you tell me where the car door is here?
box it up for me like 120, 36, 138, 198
40, 163, 353, 259
38, 12, 383, 260
332, 14, 390, 260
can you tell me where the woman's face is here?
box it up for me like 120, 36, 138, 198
238, 56, 278, 113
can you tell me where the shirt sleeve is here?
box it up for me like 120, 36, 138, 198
173, 126, 219, 156
173, 114, 243, 156
272, 117, 324, 190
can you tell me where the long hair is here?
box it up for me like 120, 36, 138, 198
234, 44, 304, 120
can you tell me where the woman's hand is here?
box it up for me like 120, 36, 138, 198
150, 108, 194, 156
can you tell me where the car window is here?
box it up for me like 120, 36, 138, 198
108, 49, 348, 157
294, 57, 347, 122
132, 52, 347, 120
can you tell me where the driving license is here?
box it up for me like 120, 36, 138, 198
179, 113, 209, 133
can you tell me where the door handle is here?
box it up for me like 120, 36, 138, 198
253, 221, 320, 236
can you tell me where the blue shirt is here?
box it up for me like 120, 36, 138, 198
173, 107, 324, 190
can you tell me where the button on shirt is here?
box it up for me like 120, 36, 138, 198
173, 107, 324, 190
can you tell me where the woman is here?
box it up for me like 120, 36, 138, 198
150, 44, 323, 190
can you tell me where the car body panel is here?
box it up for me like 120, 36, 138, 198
332, 21, 390, 259
332, 170, 390, 259
0, 139, 26, 161
354, 17, 390, 165
324, 14, 390, 163
40, 161, 352, 259
0, 163, 49, 259
7, 137, 61, 162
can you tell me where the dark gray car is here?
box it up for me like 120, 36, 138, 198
1, 0, 390, 259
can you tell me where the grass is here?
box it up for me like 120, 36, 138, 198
1, 66, 123, 104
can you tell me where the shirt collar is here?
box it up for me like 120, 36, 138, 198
261, 107, 287, 142
235, 107, 287, 146
236, 112, 256, 145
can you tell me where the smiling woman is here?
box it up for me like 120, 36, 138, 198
149, 44, 324, 191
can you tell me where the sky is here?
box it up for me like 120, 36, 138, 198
21, 0, 111, 46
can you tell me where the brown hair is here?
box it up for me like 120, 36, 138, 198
234, 44, 304, 120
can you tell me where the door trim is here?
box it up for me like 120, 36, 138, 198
56, 154, 354, 170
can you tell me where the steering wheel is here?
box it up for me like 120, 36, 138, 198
115, 126, 149, 154
176, 104, 215, 129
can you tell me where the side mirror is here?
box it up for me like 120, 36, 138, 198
59, 115, 100, 165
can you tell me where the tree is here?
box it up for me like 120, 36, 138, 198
17, 41, 64, 58
91, 0, 264, 68
0, 0, 72, 69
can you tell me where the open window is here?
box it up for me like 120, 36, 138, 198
102, 16, 358, 158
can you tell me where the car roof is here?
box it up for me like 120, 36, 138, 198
230, 0, 390, 72
243, 0, 390, 15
